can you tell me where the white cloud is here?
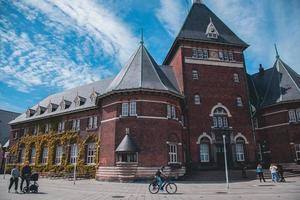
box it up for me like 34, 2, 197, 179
155, 0, 186, 37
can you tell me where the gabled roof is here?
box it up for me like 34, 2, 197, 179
0, 109, 20, 145
250, 57, 300, 108
115, 134, 139, 152
105, 43, 181, 96
177, 3, 248, 47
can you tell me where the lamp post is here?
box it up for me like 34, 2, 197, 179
73, 144, 78, 185
223, 134, 229, 190
3, 152, 9, 179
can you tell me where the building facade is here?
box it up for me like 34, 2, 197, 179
7, 1, 300, 180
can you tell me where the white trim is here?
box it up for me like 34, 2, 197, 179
185, 57, 244, 68
262, 110, 288, 117
102, 99, 176, 109
137, 116, 168, 120
209, 103, 232, 117
255, 122, 289, 130
101, 117, 119, 123
180, 45, 243, 54
234, 132, 249, 144
196, 132, 213, 144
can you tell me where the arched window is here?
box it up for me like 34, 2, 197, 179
236, 137, 245, 162
41, 144, 48, 164
18, 144, 25, 164
200, 137, 210, 162
194, 94, 201, 105
55, 145, 63, 165
29, 144, 36, 164
212, 107, 229, 128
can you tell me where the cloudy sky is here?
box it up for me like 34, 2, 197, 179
0, 0, 299, 113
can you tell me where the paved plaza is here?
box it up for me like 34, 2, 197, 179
0, 175, 300, 200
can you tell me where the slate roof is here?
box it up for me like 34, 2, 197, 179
9, 79, 112, 125
115, 134, 139, 152
0, 109, 20, 145
104, 43, 181, 96
250, 57, 300, 108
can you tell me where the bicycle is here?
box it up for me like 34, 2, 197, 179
148, 177, 177, 194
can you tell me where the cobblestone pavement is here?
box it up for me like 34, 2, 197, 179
0, 175, 300, 200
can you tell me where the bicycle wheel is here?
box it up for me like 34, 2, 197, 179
148, 182, 159, 194
166, 183, 177, 194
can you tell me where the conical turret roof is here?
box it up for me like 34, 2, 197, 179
105, 44, 181, 96
116, 134, 139, 152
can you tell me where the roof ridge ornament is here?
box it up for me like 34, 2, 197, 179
206, 17, 219, 39
140, 28, 144, 45
192, 0, 203, 4
274, 43, 280, 59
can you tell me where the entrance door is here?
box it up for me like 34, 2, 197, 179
216, 144, 232, 168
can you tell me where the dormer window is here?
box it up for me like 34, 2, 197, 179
48, 103, 58, 113
90, 91, 98, 104
36, 105, 46, 115
26, 109, 35, 118
60, 99, 71, 110
206, 17, 219, 39
74, 95, 86, 107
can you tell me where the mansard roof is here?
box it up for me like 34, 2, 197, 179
115, 134, 139, 153
104, 44, 181, 97
9, 79, 112, 125
250, 57, 300, 108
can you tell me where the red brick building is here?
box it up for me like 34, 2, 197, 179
7, 1, 300, 180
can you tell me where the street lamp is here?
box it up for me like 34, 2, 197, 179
3, 152, 9, 179
222, 134, 229, 190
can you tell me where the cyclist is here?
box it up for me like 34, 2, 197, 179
155, 166, 166, 191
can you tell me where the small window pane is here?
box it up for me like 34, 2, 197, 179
194, 95, 201, 105
129, 101, 136, 116
289, 110, 296, 122
200, 143, 209, 162
122, 103, 129, 116
192, 70, 199, 80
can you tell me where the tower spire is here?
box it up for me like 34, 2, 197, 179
274, 43, 279, 59
140, 28, 144, 45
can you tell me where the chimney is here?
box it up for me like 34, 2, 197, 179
259, 64, 264, 75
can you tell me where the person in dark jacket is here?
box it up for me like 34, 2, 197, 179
20, 161, 31, 191
8, 165, 20, 193
277, 164, 285, 182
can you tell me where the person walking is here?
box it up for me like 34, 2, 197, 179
8, 165, 20, 193
269, 163, 279, 182
277, 164, 285, 182
256, 163, 265, 182
20, 161, 31, 192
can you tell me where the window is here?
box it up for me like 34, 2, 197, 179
289, 110, 296, 122
29, 146, 36, 164
192, 70, 199, 80
122, 103, 129, 116
194, 95, 201, 105
228, 52, 234, 61
55, 145, 63, 165
212, 107, 229, 128
295, 144, 300, 160
58, 121, 65, 132
233, 73, 239, 83
236, 138, 245, 161
72, 119, 80, 131
88, 116, 98, 129
33, 125, 38, 135
171, 105, 176, 119
86, 143, 96, 165
200, 139, 210, 162
117, 153, 137, 163
168, 144, 178, 163
70, 144, 78, 164
129, 101, 136, 116
45, 123, 51, 133
219, 50, 233, 61
41, 146, 48, 164
192, 48, 209, 60
296, 109, 300, 121
167, 104, 172, 118
236, 97, 243, 107
19, 146, 25, 164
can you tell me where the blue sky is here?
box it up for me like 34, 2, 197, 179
0, 0, 300, 113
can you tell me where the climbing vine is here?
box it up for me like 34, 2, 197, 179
7, 131, 99, 176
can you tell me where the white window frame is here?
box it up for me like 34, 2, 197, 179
45, 123, 50, 133
289, 110, 296, 122
236, 97, 243, 107
58, 121, 65, 132
296, 109, 300, 121
30, 147, 36, 164
233, 73, 239, 83
70, 144, 78, 164
88, 116, 93, 129
228, 52, 234, 61
129, 101, 136, 116
236, 143, 245, 161
167, 104, 172, 118
122, 103, 129, 116
295, 144, 300, 160
93, 116, 98, 128
55, 145, 63, 165
86, 143, 96, 165
171, 105, 176, 119
168, 143, 178, 164
200, 143, 210, 162
194, 95, 201, 105
192, 70, 199, 80
41, 147, 48, 164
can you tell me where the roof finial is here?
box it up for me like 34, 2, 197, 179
192, 0, 203, 4
140, 28, 144, 45
274, 43, 279, 59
